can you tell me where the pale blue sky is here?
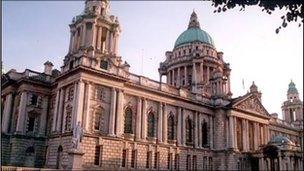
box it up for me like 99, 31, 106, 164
2, 1, 303, 117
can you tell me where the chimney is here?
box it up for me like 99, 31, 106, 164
44, 61, 53, 75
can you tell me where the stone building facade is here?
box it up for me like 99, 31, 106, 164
1, 0, 303, 170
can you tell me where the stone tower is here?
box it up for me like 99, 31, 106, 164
61, 0, 127, 74
159, 11, 232, 98
282, 80, 303, 124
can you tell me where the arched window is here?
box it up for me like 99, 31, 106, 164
202, 120, 208, 147
65, 106, 72, 131
186, 116, 193, 144
147, 112, 155, 137
124, 107, 133, 134
94, 108, 103, 131
167, 113, 175, 140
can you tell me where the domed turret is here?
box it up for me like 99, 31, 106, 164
159, 11, 231, 99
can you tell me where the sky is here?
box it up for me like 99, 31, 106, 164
2, 1, 303, 118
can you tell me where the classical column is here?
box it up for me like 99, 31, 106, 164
254, 123, 259, 150
242, 119, 247, 152
84, 83, 92, 132
182, 109, 186, 146
184, 66, 187, 86
2, 93, 13, 133
105, 30, 110, 52
114, 33, 120, 55
177, 67, 180, 87
209, 115, 213, 149
198, 114, 202, 148
233, 117, 238, 149
91, 23, 97, 49
172, 69, 175, 86
177, 107, 182, 146
194, 111, 198, 148
136, 97, 142, 140
259, 158, 265, 170
200, 62, 204, 83
52, 90, 60, 132
71, 83, 78, 129
81, 24, 86, 47
56, 89, 65, 132
16, 91, 27, 134
97, 26, 102, 50
192, 62, 197, 91
39, 96, 48, 135
206, 66, 210, 83
109, 88, 117, 136
162, 104, 168, 143
229, 116, 235, 149
245, 120, 250, 151
157, 102, 163, 143
115, 89, 124, 136
142, 98, 147, 140
72, 81, 85, 129
69, 31, 74, 53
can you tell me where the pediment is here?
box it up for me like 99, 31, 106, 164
233, 94, 269, 116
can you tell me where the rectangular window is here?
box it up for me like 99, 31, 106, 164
175, 154, 179, 170
94, 146, 100, 166
131, 150, 136, 168
146, 151, 151, 168
154, 152, 159, 169
209, 157, 213, 171
94, 113, 101, 130
203, 156, 207, 170
193, 155, 197, 171
168, 153, 172, 170
186, 155, 191, 170
30, 94, 38, 106
122, 149, 127, 167
27, 116, 36, 132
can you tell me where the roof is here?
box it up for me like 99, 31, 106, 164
174, 28, 215, 48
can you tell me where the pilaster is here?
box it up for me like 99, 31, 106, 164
177, 107, 182, 146
136, 97, 142, 140
157, 102, 163, 143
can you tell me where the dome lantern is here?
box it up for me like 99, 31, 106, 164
174, 12, 215, 48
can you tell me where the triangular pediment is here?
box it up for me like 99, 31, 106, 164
232, 94, 269, 116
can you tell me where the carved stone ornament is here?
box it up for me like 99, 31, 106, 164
234, 96, 268, 115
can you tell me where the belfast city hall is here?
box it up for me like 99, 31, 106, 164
1, 0, 303, 170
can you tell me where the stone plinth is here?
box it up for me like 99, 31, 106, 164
67, 149, 84, 170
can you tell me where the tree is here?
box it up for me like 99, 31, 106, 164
211, 0, 303, 33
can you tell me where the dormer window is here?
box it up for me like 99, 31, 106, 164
100, 60, 108, 70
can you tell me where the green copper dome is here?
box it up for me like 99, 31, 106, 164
288, 80, 298, 94
174, 28, 215, 48
174, 11, 215, 48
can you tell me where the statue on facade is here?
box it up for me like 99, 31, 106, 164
72, 122, 83, 150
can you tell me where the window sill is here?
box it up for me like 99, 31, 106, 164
123, 133, 135, 140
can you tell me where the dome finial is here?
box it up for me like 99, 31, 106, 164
188, 11, 201, 29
